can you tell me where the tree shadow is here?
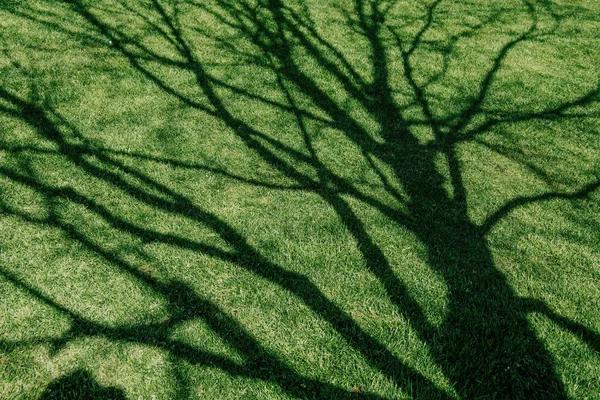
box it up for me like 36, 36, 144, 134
39, 369, 126, 400
1, 0, 599, 398
0, 89, 380, 399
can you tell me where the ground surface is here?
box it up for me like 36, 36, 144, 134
1, 0, 599, 399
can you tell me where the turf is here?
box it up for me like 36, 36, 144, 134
0, 0, 599, 398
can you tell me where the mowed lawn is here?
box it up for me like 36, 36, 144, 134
1, 0, 599, 398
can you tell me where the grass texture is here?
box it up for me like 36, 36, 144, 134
0, 0, 599, 398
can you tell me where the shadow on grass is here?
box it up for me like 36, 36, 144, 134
39, 369, 126, 400
1, 0, 599, 398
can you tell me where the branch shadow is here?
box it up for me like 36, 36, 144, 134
0, 86, 387, 399
1, 0, 599, 398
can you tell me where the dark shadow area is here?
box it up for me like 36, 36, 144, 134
1, 0, 599, 398
39, 369, 126, 400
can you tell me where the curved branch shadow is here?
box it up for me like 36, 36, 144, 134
481, 180, 600, 234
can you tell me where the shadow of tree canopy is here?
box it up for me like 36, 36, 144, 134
1, 0, 599, 398
39, 369, 127, 400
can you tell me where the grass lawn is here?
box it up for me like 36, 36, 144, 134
1, 0, 599, 398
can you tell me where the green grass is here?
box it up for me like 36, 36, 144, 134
1, 0, 599, 398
